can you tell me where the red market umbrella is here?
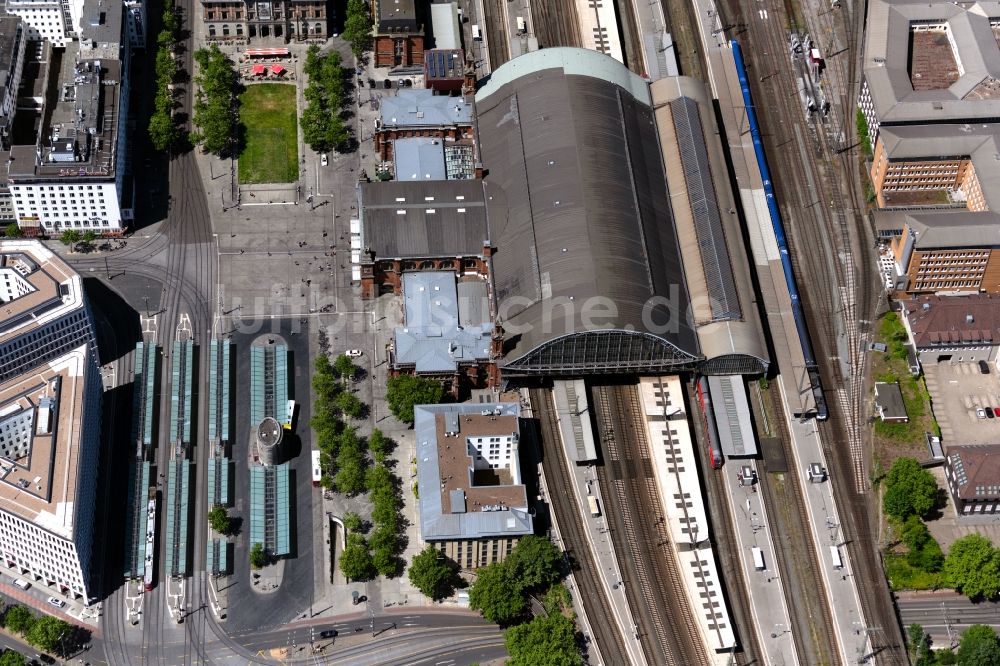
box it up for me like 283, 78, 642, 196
252, 64, 267, 76
272, 64, 285, 75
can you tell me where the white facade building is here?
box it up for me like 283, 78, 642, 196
0, 240, 100, 601
8, 0, 137, 235
0, 241, 95, 382
5, 0, 71, 47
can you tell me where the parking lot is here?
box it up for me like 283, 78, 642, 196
924, 361, 1000, 445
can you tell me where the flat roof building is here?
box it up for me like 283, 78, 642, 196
945, 444, 1000, 515
0, 239, 100, 601
391, 271, 497, 394
0, 240, 94, 383
874, 382, 908, 422
374, 89, 474, 162
414, 402, 532, 569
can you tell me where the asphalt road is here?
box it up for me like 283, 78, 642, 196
897, 592, 1000, 647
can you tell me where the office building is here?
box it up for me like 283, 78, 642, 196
0, 239, 100, 601
414, 403, 532, 569
945, 444, 1000, 515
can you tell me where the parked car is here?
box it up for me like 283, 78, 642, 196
12, 578, 30, 590
977, 407, 987, 419
980, 360, 991, 374
46, 597, 65, 609
987, 407, 995, 419
320, 154, 328, 167
345, 349, 363, 358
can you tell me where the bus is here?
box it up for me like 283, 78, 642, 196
587, 496, 601, 517
751, 547, 765, 571
312, 450, 322, 487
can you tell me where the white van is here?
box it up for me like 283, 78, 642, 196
751, 547, 765, 571
830, 546, 843, 569
472, 24, 482, 41
12, 578, 29, 590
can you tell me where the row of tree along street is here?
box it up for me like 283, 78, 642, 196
148, 0, 183, 152
0, 603, 88, 662
311, 354, 413, 579
191, 46, 242, 157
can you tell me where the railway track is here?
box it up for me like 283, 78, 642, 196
757, 387, 839, 665
529, 0, 581, 50
529, 388, 629, 663
480, 0, 510, 70
685, 383, 762, 664
592, 383, 709, 666
717, 0, 906, 659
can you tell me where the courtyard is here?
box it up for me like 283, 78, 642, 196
238, 83, 299, 184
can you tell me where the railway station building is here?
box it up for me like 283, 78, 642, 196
371, 0, 424, 68
373, 89, 475, 165
355, 179, 493, 299
475, 48, 768, 377
413, 402, 533, 569
0, 240, 101, 601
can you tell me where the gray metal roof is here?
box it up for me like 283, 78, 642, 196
476, 48, 700, 374
706, 375, 757, 458
874, 382, 908, 420
863, 0, 1000, 126
359, 179, 490, 260
393, 137, 447, 181
899, 210, 1000, 248
414, 403, 533, 541
379, 89, 473, 129
430, 3, 460, 50
376, 0, 418, 31
878, 124, 1000, 210
393, 272, 492, 373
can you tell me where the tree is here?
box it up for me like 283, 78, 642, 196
504, 613, 582, 666
957, 624, 1000, 666
883, 457, 939, 520
343, 511, 364, 533
945, 534, 1000, 600
334, 354, 356, 382
300, 48, 350, 152
334, 390, 364, 419
3, 223, 22, 238
191, 46, 240, 156
59, 229, 81, 251
149, 108, 181, 152
208, 505, 232, 535
340, 533, 375, 581
408, 546, 458, 601
367, 428, 390, 460
469, 562, 526, 624
386, 375, 444, 424
900, 516, 944, 572
907, 623, 928, 660
335, 438, 367, 495
507, 536, 564, 590
250, 542, 267, 569
0, 650, 25, 666
370, 523, 401, 576
2, 606, 32, 634
939, 648, 958, 665
342, 0, 373, 60
25, 616, 72, 655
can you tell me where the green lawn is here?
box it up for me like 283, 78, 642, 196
238, 84, 298, 184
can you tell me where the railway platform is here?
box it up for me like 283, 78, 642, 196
524, 390, 648, 666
